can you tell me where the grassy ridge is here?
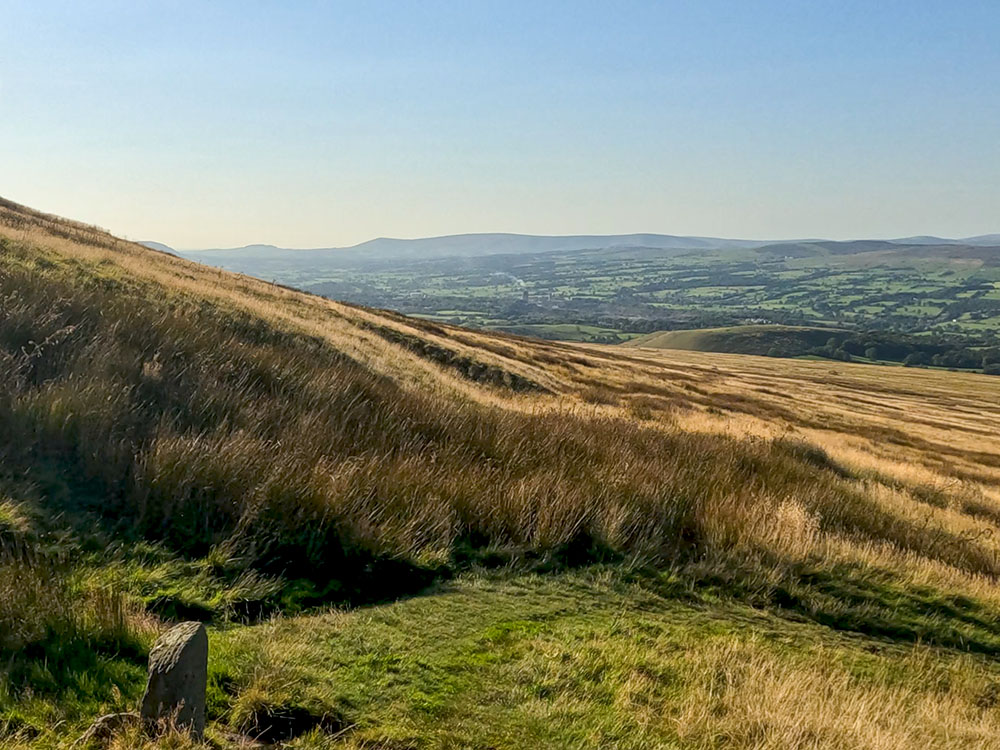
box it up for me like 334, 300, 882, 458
5, 198, 1000, 747
625, 324, 846, 353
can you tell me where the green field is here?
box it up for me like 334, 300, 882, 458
184, 241, 1000, 345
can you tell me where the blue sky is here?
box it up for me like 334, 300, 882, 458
1, 1, 998, 247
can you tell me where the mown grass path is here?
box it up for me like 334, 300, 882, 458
207, 570, 1000, 749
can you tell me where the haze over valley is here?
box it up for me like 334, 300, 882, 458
5, 1, 1000, 748
162, 233, 1000, 368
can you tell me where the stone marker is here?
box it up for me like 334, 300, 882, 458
140, 620, 208, 739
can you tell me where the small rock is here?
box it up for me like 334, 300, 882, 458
140, 620, 208, 739
73, 712, 139, 747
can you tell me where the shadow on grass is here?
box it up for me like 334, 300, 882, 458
451, 530, 623, 573
1, 631, 148, 736
1, 455, 450, 622
239, 702, 348, 744
669, 559, 1000, 655
262, 531, 624, 618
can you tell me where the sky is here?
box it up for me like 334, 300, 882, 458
1, 1, 998, 249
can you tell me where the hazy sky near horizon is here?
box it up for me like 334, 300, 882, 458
2, 1, 998, 248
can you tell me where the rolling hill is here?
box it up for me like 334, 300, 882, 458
625, 324, 849, 354
174, 232, 772, 265
6, 197, 1000, 748
162, 234, 1000, 348
165, 232, 1000, 266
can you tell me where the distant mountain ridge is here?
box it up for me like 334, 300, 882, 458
147, 231, 1000, 265
163, 232, 772, 263
338, 232, 768, 257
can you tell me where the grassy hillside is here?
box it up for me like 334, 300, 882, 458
5, 198, 1000, 747
624, 324, 847, 354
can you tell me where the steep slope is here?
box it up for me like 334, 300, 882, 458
138, 240, 177, 255
6, 198, 1000, 748
1, 196, 824, 610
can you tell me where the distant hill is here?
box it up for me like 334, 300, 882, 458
174, 232, 1000, 283
889, 236, 958, 245
171, 231, 1000, 347
338, 232, 770, 258
962, 233, 1000, 246
885, 235, 1000, 246
177, 232, 1000, 265
179, 232, 778, 268
754, 239, 1000, 259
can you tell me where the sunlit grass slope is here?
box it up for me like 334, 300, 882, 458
4, 197, 1000, 748
624, 324, 845, 353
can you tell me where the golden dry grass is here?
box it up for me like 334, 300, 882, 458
6, 196, 1000, 748
583, 344, 1000, 604
6, 192, 1000, 607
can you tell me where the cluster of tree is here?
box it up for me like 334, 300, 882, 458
772, 332, 1000, 373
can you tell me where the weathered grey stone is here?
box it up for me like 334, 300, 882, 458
140, 621, 208, 739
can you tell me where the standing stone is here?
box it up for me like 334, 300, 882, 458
140, 621, 208, 739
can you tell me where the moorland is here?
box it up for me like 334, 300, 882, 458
4, 199, 1000, 748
